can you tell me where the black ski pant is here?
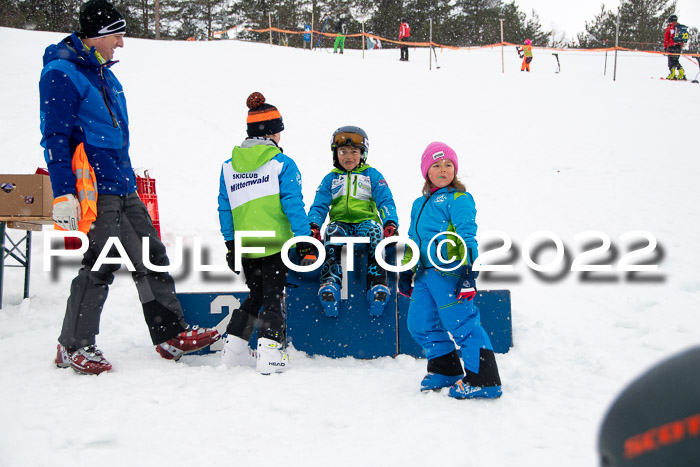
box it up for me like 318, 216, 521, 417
58, 193, 187, 350
667, 45, 682, 70
400, 38, 409, 61
226, 253, 287, 343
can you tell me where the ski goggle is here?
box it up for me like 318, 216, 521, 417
333, 132, 365, 148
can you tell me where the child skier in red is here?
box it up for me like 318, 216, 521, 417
399, 142, 502, 399
664, 15, 686, 80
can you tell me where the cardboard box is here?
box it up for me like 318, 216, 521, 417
0, 174, 53, 218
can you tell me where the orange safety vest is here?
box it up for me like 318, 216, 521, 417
53, 143, 98, 234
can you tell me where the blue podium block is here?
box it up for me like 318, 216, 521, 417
176, 292, 249, 354
286, 245, 398, 359
177, 248, 512, 358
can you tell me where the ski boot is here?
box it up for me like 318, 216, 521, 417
449, 381, 502, 399
221, 334, 256, 368
421, 373, 463, 392
667, 68, 677, 80
256, 337, 289, 375
448, 348, 502, 399
678, 68, 686, 80
421, 349, 464, 392
318, 282, 340, 317
367, 284, 390, 317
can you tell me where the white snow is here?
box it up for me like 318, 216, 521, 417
1, 27, 700, 466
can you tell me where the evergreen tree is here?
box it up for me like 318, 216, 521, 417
578, 0, 677, 50
0, 0, 21, 28
449, 0, 501, 46
401, 0, 450, 43
618, 0, 675, 49
371, 0, 402, 42
576, 4, 616, 48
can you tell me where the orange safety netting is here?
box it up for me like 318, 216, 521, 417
200, 26, 700, 58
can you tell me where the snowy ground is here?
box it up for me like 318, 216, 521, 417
1, 27, 700, 466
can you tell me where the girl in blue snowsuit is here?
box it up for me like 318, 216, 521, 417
399, 142, 502, 399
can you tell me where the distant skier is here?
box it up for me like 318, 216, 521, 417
399, 18, 410, 61
517, 39, 533, 72
664, 14, 686, 80
302, 23, 311, 50
366, 31, 382, 50
334, 16, 348, 54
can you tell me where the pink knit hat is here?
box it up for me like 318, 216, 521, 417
421, 142, 459, 179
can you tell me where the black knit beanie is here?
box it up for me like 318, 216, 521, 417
79, 0, 126, 39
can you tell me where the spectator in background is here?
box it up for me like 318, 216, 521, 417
366, 32, 382, 50
399, 18, 410, 61
302, 23, 311, 50
334, 16, 348, 54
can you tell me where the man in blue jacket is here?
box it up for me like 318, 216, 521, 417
40, 0, 220, 375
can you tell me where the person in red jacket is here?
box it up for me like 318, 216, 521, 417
399, 19, 410, 61
663, 14, 686, 80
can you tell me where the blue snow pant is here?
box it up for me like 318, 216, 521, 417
407, 268, 493, 374
320, 220, 385, 289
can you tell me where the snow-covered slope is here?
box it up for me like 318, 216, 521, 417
1, 27, 699, 466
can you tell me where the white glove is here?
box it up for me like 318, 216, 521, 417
53, 194, 81, 231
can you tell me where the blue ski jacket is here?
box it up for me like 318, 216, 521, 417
40, 32, 135, 197
308, 164, 398, 228
403, 187, 479, 271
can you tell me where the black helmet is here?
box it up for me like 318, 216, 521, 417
330, 126, 369, 168
669, 14, 678, 23
598, 347, 700, 466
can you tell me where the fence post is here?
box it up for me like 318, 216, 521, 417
604, 39, 608, 75
362, 20, 365, 59
500, 18, 505, 74
613, 14, 619, 81
269, 13, 272, 47
429, 18, 433, 70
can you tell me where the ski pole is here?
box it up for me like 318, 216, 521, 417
432, 46, 440, 69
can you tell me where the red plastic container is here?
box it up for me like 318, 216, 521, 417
136, 172, 161, 238
64, 236, 83, 250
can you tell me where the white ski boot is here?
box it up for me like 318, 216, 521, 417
256, 337, 289, 375
221, 334, 256, 368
